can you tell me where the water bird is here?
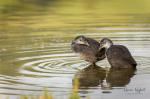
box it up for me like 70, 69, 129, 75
71, 35, 106, 65
99, 38, 137, 69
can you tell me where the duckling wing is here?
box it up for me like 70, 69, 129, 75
107, 45, 137, 66
119, 45, 137, 66
86, 37, 100, 52
96, 48, 106, 61
86, 37, 106, 61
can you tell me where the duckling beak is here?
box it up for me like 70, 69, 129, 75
75, 40, 89, 46
99, 44, 104, 51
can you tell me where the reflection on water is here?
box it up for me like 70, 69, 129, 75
0, 0, 150, 99
74, 65, 106, 88
106, 68, 136, 87
75, 65, 136, 89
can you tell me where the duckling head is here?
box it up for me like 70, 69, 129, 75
99, 38, 113, 50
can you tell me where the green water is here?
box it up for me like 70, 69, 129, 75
0, 0, 150, 99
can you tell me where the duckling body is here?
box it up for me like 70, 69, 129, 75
106, 45, 137, 68
99, 38, 137, 68
71, 36, 106, 64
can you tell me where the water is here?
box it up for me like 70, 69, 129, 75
0, 0, 150, 99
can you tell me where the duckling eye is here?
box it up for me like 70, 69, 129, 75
101, 41, 104, 44
79, 38, 83, 41
101, 40, 104, 43
101, 40, 105, 43
102, 41, 106, 45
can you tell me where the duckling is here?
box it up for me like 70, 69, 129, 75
71, 36, 106, 65
99, 38, 137, 69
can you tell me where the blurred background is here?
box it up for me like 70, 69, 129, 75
1, 0, 150, 38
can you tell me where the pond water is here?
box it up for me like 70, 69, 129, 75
0, 0, 150, 99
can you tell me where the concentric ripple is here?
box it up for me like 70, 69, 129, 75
0, 31, 150, 98
17, 44, 89, 77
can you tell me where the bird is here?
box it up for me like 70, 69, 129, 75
99, 38, 137, 69
71, 35, 106, 65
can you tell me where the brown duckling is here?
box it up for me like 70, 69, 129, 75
71, 35, 106, 65
99, 38, 137, 69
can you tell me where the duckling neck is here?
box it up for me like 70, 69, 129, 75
105, 42, 113, 49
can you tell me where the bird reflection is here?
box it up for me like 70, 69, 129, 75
106, 68, 136, 87
73, 65, 136, 89
74, 65, 106, 89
